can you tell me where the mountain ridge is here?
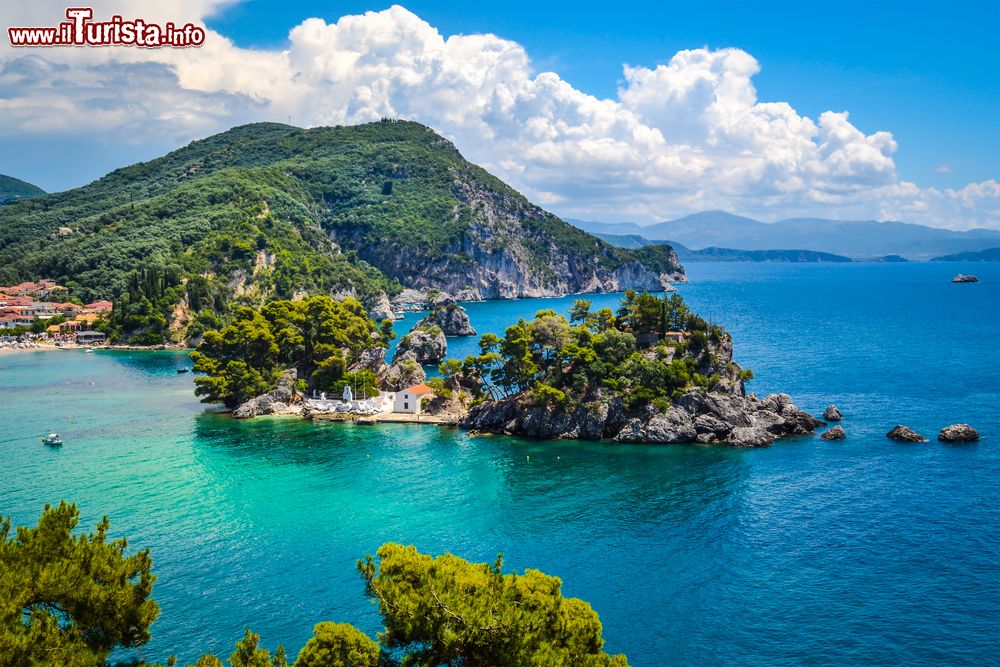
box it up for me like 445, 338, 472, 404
0, 121, 682, 341
570, 211, 1000, 260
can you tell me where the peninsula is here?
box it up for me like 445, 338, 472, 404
191, 291, 822, 447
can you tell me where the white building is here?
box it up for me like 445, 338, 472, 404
393, 383, 435, 415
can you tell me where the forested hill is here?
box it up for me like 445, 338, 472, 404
0, 174, 45, 203
0, 121, 682, 313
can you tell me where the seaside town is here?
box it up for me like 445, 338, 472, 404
0, 279, 112, 349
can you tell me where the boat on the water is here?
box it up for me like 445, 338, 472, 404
177, 368, 190, 374
952, 274, 979, 283
41, 433, 63, 446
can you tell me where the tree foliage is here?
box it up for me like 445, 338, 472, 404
190, 295, 383, 407
359, 543, 629, 667
294, 623, 380, 667
457, 292, 734, 408
4, 504, 631, 667
0, 502, 159, 666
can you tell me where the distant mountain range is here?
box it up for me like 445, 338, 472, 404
0, 174, 45, 203
569, 210, 1000, 261
594, 233, 858, 263
931, 247, 1000, 262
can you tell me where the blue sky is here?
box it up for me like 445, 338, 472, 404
0, 0, 997, 227
205, 0, 999, 191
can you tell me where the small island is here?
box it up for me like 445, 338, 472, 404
952, 274, 979, 283
190, 291, 822, 447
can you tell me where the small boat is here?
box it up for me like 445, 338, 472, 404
41, 433, 63, 446
84, 347, 94, 353
952, 274, 979, 283
176, 367, 190, 374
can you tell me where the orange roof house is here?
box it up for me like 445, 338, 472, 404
393, 383, 436, 415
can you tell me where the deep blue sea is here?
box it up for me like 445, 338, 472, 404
1, 262, 998, 666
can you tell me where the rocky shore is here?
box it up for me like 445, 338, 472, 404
462, 390, 823, 447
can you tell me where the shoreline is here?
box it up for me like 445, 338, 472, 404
0, 343, 190, 354
309, 411, 460, 426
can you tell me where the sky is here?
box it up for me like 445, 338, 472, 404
0, 0, 997, 228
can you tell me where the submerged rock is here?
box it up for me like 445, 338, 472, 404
887, 425, 928, 442
821, 425, 846, 440
823, 405, 843, 421
233, 372, 296, 419
938, 423, 979, 443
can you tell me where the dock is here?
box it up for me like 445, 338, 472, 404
309, 411, 459, 426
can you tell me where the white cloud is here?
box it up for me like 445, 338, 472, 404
0, 2, 996, 229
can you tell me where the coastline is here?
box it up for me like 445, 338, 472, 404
0, 343, 190, 354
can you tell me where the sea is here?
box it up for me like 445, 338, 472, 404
1, 261, 998, 666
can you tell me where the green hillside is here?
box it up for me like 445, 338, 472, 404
0, 121, 681, 343
0, 174, 45, 203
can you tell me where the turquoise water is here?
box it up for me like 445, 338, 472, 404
1, 262, 998, 666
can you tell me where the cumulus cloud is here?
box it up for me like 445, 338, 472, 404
0, 2, 996, 229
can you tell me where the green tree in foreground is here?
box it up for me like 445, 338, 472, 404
4, 505, 629, 666
0, 502, 159, 666
294, 622, 380, 667
359, 543, 630, 667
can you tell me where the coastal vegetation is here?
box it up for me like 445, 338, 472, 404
190, 295, 388, 408
0, 121, 681, 345
452, 290, 731, 410
2, 503, 629, 666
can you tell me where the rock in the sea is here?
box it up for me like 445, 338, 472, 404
727, 426, 776, 447
393, 326, 447, 364
233, 371, 296, 419
887, 425, 928, 442
460, 334, 821, 448
644, 407, 699, 444
938, 423, 979, 443
365, 292, 396, 321
417, 303, 476, 336
821, 425, 846, 440
823, 405, 843, 421
465, 388, 821, 448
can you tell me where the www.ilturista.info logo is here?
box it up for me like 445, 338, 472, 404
8, 7, 205, 48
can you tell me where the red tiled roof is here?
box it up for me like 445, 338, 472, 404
405, 383, 435, 396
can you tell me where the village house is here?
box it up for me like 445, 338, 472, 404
393, 383, 435, 415
0, 280, 68, 299
84, 300, 114, 313
0, 313, 34, 329
0, 279, 112, 339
